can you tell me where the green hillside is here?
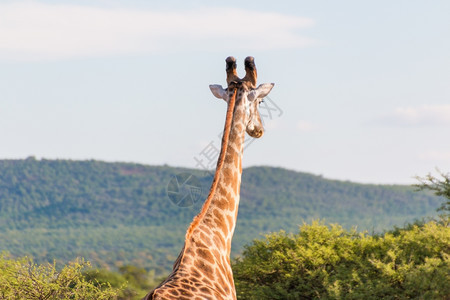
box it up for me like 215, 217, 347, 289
0, 158, 441, 275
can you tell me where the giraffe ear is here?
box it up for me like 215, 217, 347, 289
209, 85, 227, 101
248, 83, 274, 101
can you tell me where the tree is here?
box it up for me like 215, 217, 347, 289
232, 221, 450, 299
118, 265, 150, 291
83, 265, 155, 300
415, 169, 450, 216
0, 253, 119, 300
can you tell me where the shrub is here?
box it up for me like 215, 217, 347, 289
233, 220, 450, 299
0, 253, 119, 300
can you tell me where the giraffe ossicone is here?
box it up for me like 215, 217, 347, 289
144, 56, 274, 300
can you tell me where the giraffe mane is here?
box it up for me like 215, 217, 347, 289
185, 88, 237, 240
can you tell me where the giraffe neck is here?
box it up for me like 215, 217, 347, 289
176, 87, 245, 298
199, 91, 245, 255
178, 88, 245, 297
190, 87, 245, 255
147, 88, 246, 300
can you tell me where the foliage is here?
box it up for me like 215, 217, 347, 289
83, 265, 164, 300
415, 169, 450, 215
0, 159, 442, 274
232, 220, 450, 299
0, 253, 119, 300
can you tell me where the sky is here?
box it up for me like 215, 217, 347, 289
1, 0, 449, 184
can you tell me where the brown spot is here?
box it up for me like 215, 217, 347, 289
217, 277, 226, 287
191, 269, 202, 279
179, 288, 194, 297
217, 263, 228, 280
182, 283, 198, 292
223, 284, 230, 294
222, 222, 230, 235
213, 217, 221, 229
217, 272, 227, 287
194, 259, 213, 275
224, 146, 239, 166
199, 231, 212, 247
202, 217, 213, 226
196, 248, 215, 264
222, 167, 234, 186
195, 240, 208, 249
165, 283, 175, 288
227, 215, 233, 227
215, 197, 228, 210
213, 209, 225, 225
182, 255, 192, 264
229, 198, 236, 210
168, 289, 179, 296
234, 109, 243, 120
200, 287, 211, 294
226, 268, 234, 284
214, 283, 227, 295
228, 131, 237, 142
201, 277, 213, 287
213, 233, 226, 249
217, 185, 230, 200
213, 249, 221, 259
234, 122, 244, 132
224, 155, 233, 165
199, 225, 212, 235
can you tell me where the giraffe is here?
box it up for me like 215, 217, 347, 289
143, 56, 274, 300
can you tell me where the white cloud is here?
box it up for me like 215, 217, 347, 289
0, 2, 316, 62
381, 104, 450, 126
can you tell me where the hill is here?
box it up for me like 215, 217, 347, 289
0, 158, 441, 275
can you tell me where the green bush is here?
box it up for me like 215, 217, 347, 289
233, 220, 450, 299
0, 253, 119, 300
83, 265, 157, 300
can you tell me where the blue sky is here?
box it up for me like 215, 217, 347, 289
1, 0, 449, 184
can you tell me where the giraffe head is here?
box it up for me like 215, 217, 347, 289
209, 56, 274, 138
